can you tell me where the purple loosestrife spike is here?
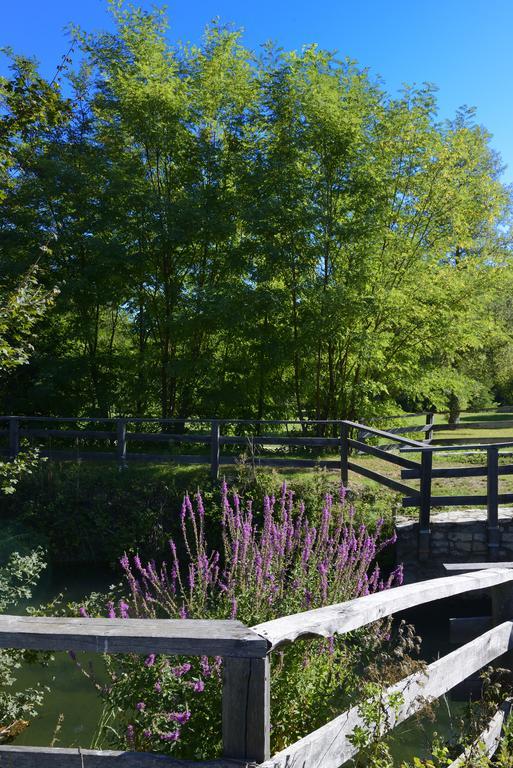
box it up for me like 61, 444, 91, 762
119, 600, 130, 619
143, 729, 152, 739
169, 710, 191, 724
120, 554, 129, 570
136, 702, 145, 711
144, 654, 156, 667
172, 663, 191, 678
193, 679, 205, 693
126, 725, 135, 746
160, 730, 180, 742
79, 606, 89, 618
107, 601, 116, 619
154, 681, 162, 693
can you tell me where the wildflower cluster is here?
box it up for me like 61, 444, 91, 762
83, 482, 402, 757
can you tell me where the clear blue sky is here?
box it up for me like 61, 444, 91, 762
2, 0, 513, 183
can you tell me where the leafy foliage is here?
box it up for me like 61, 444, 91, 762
0, 3, 511, 420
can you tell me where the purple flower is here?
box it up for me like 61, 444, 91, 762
126, 724, 135, 746
154, 681, 162, 693
168, 710, 191, 725
192, 679, 205, 693
79, 606, 89, 618
145, 654, 156, 667
119, 600, 130, 619
171, 663, 191, 678
160, 730, 180, 742
136, 701, 145, 711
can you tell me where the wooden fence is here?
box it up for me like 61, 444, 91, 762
1, 567, 513, 766
3, 413, 513, 561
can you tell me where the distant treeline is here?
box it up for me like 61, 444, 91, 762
1, 3, 513, 420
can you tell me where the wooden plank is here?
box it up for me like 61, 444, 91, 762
401, 442, 513, 452
220, 457, 340, 469
127, 433, 211, 443
0, 746, 245, 767
448, 700, 511, 768
347, 461, 419, 497
348, 439, 419, 469
449, 616, 492, 644
252, 568, 513, 650
402, 464, 489, 480
211, 421, 220, 481
20, 428, 116, 439
343, 420, 425, 446
0, 616, 268, 658
219, 436, 339, 447
431, 437, 513, 446
404, 493, 513, 507
444, 563, 513, 573
403, 494, 488, 507
433, 420, 513, 431
222, 657, 270, 763
488, 446, 500, 554
258, 623, 513, 768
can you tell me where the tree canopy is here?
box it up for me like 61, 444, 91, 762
1, 2, 512, 420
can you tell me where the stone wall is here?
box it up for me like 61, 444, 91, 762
396, 508, 513, 581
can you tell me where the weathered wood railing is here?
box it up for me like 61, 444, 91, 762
1, 568, 513, 766
4, 413, 513, 562
401, 442, 513, 560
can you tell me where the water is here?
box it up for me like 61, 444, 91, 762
11, 563, 114, 748
9, 568, 487, 761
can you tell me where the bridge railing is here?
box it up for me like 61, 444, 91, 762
1, 568, 513, 766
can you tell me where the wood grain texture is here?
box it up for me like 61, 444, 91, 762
252, 568, 513, 650
444, 563, 513, 572
222, 657, 270, 763
0, 746, 247, 767
259, 622, 513, 768
0, 616, 268, 657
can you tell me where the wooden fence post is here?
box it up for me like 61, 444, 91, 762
210, 420, 220, 482
491, 576, 513, 670
222, 655, 270, 763
418, 450, 432, 561
9, 416, 20, 459
116, 418, 127, 467
487, 446, 500, 558
340, 421, 349, 487
425, 412, 434, 442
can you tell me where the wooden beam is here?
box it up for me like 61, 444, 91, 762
252, 568, 513, 650
444, 563, 513, 573
343, 420, 425, 447
347, 461, 419, 497
222, 657, 270, 763
258, 623, 513, 768
348, 439, 419, 470
0, 746, 246, 767
0, 616, 268, 658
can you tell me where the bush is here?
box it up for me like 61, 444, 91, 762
75, 481, 402, 757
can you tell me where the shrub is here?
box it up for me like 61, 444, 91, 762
0, 549, 47, 742
78, 481, 402, 757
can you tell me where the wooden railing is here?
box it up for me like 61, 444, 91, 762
4, 413, 513, 562
400, 442, 513, 560
1, 568, 513, 766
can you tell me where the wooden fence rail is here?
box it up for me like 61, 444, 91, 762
1, 568, 513, 766
4, 412, 513, 560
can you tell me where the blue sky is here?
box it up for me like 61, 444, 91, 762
2, 0, 513, 183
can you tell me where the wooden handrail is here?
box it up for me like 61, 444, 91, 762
252, 567, 513, 650
258, 622, 513, 768
0, 616, 268, 657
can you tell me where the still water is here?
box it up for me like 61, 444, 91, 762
11, 567, 483, 761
